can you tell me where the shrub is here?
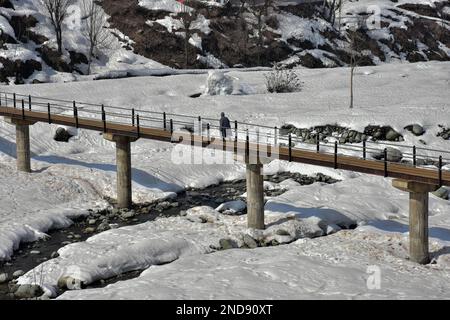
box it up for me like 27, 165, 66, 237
264, 65, 302, 93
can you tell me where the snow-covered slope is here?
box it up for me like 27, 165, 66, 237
0, 0, 167, 84
1, 0, 449, 84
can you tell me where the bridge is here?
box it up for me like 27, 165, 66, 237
1, 91, 449, 264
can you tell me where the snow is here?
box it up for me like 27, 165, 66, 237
0, 61, 449, 299
139, 0, 193, 13
216, 200, 247, 214
0, 15, 15, 39
59, 229, 450, 300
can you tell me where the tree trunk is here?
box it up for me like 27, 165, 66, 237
56, 27, 63, 55
350, 65, 354, 109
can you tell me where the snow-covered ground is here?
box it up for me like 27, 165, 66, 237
0, 61, 450, 299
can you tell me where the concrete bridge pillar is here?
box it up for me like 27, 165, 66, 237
393, 179, 439, 264
4, 117, 36, 173
246, 163, 265, 229
104, 133, 138, 209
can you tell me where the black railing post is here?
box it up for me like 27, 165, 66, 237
316, 135, 319, 153
47, 103, 51, 124
384, 148, 388, 177
132, 108, 135, 127
28, 95, 31, 111
73, 101, 78, 128
234, 121, 238, 142
13, 93, 16, 109
21, 99, 25, 120
163, 112, 167, 130
170, 119, 173, 134
137, 115, 140, 138
334, 141, 338, 169
363, 140, 366, 160
198, 116, 202, 136
413, 145, 417, 166
288, 134, 292, 162
246, 130, 250, 161
274, 126, 278, 145
101, 105, 106, 133
207, 123, 210, 143
439, 156, 443, 187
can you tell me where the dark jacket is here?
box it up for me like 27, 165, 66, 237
220, 116, 231, 129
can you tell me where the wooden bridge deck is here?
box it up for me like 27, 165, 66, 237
1, 105, 449, 186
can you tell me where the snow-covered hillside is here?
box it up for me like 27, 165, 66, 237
1, 0, 449, 84
0, 61, 449, 299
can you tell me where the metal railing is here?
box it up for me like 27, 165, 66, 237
0, 91, 449, 186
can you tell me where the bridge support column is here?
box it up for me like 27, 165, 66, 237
104, 133, 138, 209
4, 118, 36, 173
392, 179, 438, 264
246, 163, 265, 229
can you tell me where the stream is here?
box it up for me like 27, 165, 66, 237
0, 171, 338, 300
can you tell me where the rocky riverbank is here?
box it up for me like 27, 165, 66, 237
0, 170, 339, 300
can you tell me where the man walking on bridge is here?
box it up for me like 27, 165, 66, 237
220, 112, 231, 139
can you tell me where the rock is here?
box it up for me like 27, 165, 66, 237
432, 187, 449, 200
61, 241, 72, 245
120, 211, 136, 219
385, 129, 401, 141
215, 200, 246, 215
325, 223, 342, 235
219, 238, 239, 250
179, 210, 187, 216
404, 124, 425, 136
371, 147, 403, 162
271, 234, 295, 245
14, 284, 44, 299
243, 234, 258, 249
82, 227, 95, 234
57, 276, 85, 290
50, 251, 59, 259
12, 270, 25, 278
53, 127, 73, 142
88, 219, 97, 225
0, 273, 9, 284
30, 250, 40, 255
96, 221, 110, 232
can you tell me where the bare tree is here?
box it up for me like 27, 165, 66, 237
179, 0, 197, 68
42, 0, 72, 54
81, 0, 111, 74
346, 23, 369, 109
324, 0, 343, 30
248, 0, 277, 66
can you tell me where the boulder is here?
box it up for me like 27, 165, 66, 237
371, 147, 403, 162
203, 71, 234, 96
0, 273, 9, 284
54, 127, 73, 142
432, 187, 449, 200
404, 124, 425, 136
14, 284, 44, 299
219, 238, 239, 250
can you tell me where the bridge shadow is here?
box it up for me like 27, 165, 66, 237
265, 201, 356, 228
34, 155, 182, 192
364, 219, 450, 242
0, 135, 17, 158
